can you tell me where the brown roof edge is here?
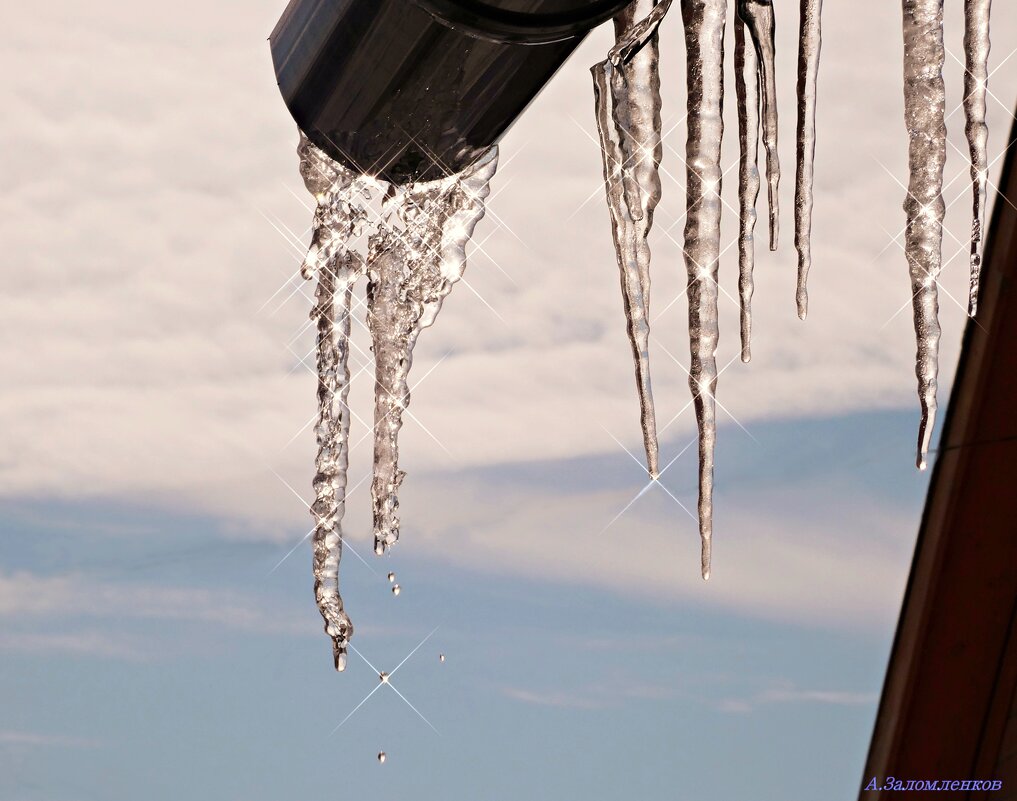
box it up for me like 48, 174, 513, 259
859, 110, 1017, 799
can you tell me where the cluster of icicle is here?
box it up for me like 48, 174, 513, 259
297, 132, 497, 669
592, 0, 991, 579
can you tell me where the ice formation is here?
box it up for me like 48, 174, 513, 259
292, 0, 995, 653
794, 0, 822, 319
592, 0, 670, 478
299, 133, 371, 671
297, 133, 496, 667
734, 17, 760, 361
901, 0, 947, 471
368, 149, 498, 555
738, 0, 780, 251
964, 0, 992, 317
587, 0, 992, 577
679, 0, 726, 580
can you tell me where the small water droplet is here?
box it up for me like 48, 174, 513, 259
378, 751, 387, 764
391, 584, 401, 596
379, 671, 390, 684
388, 572, 396, 583
439, 653, 445, 663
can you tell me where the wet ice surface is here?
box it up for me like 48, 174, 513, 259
680, 0, 726, 580
367, 148, 498, 555
299, 133, 371, 671
585, 0, 992, 577
592, 0, 669, 479
738, 0, 779, 252
794, 0, 823, 319
901, 0, 947, 471
964, 0, 991, 317
734, 19, 760, 362
297, 0, 991, 642
296, 133, 496, 667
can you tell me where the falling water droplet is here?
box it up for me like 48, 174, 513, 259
378, 752, 387, 764
439, 653, 446, 663
392, 584, 401, 596
387, 571, 396, 583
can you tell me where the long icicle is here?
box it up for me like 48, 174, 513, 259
735, 19, 760, 362
738, 0, 779, 251
681, 0, 726, 580
901, 0, 946, 470
593, 0, 669, 478
368, 149, 498, 555
298, 132, 368, 671
310, 260, 356, 671
963, 0, 991, 317
794, 0, 823, 319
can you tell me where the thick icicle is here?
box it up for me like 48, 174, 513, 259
735, 20, 760, 362
298, 133, 369, 670
964, 0, 991, 317
901, 0, 946, 470
794, 0, 823, 319
592, 0, 668, 479
738, 0, 779, 251
680, 0, 726, 580
367, 148, 498, 555
609, 0, 673, 65
310, 260, 356, 671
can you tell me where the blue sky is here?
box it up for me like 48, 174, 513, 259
1, 409, 925, 801
2, 0, 1017, 799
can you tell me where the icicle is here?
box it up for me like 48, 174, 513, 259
737, 0, 779, 251
681, 0, 726, 580
592, 0, 668, 479
735, 20, 760, 362
298, 133, 371, 670
901, 0, 946, 470
609, 0, 673, 64
794, 0, 823, 319
310, 259, 356, 670
964, 0, 991, 317
367, 148, 498, 555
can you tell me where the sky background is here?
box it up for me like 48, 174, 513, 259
1, 1, 1016, 800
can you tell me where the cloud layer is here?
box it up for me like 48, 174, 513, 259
2, 1, 1015, 630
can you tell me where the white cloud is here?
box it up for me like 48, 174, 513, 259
0, 570, 310, 636
0, 730, 98, 749
718, 682, 878, 714
502, 681, 678, 710
1, 1, 1014, 628
394, 466, 916, 631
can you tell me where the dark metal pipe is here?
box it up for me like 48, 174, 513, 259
270, 0, 630, 182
